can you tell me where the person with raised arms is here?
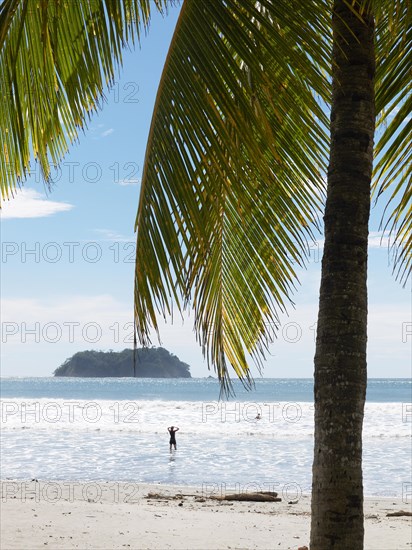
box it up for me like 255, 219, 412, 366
168, 426, 179, 451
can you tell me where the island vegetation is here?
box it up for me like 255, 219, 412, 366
53, 348, 191, 378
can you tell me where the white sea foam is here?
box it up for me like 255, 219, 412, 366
1, 397, 410, 497
1, 378, 410, 496
1, 398, 409, 438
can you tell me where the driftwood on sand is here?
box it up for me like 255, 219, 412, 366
145, 491, 282, 503
386, 510, 412, 517
211, 491, 281, 502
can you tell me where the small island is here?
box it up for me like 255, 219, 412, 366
53, 347, 191, 378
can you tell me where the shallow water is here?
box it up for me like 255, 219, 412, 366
1, 378, 410, 497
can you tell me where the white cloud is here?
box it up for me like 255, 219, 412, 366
0, 293, 409, 377
368, 303, 412, 361
0, 295, 133, 350
94, 229, 134, 242
312, 231, 392, 251
117, 178, 141, 186
101, 128, 114, 137
0, 189, 73, 220
368, 231, 391, 248
0, 295, 206, 377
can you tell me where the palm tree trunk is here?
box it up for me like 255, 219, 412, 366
310, 2, 375, 549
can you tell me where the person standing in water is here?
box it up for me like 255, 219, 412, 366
168, 426, 179, 451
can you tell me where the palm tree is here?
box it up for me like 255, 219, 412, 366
1, 1, 410, 548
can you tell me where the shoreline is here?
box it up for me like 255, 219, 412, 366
1, 480, 411, 549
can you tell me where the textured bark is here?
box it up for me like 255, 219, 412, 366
310, 2, 375, 549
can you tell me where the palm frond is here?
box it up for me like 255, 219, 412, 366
374, 1, 412, 284
134, 0, 331, 390
0, 0, 168, 201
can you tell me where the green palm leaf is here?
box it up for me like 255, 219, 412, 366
0, 0, 168, 200
134, 0, 331, 389
2, 0, 409, 386
374, 3, 412, 284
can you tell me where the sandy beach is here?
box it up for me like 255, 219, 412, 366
1, 480, 411, 549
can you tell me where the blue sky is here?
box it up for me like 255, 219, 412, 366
1, 5, 410, 378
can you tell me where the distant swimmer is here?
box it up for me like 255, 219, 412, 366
168, 426, 179, 451
255, 413, 262, 420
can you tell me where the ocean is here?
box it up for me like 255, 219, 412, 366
1, 378, 411, 498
